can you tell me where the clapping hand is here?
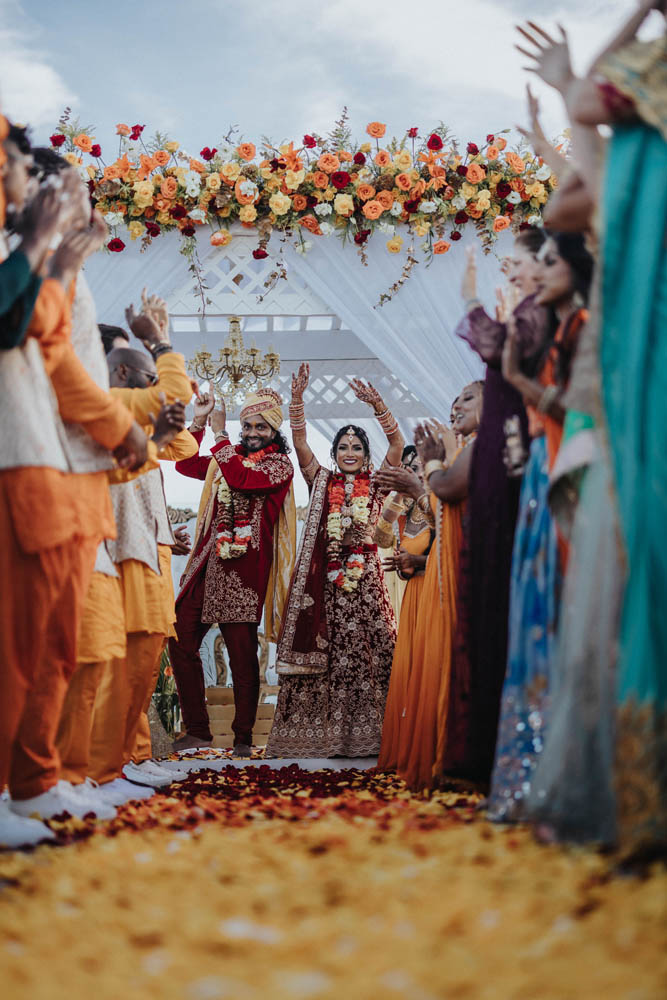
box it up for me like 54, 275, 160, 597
171, 525, 192, 557
374, 465, 423, 500
349, 378, 385, 413
48, 213, 108, 287
126, 287, 170, 348
414, 422, 447, 464
149, 394, 187, 449
141, 288, 169, 337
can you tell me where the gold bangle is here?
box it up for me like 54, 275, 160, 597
424, 459, 446, 481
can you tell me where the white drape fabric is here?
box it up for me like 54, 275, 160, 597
284, 227, 513, 416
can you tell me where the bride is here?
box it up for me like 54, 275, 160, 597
266, 363, 403, 758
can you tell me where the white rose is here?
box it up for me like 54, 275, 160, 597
527, 214, 544, 227
103, 211, 124, 228
357, 167, 372, 181
296, 240, 313, 254
390, 201, 402, 217
314, 203, 332, 217
452, 194, 467, 210
420, 200, 437, 214
239, 179, 257, 197
319, 222, 334, 236
506, 190, 522, 205
378, 221, 395, 235
188, 208, 206, 222
535, 164, 552, 182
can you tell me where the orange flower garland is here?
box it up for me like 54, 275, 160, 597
326, 472, 371, 593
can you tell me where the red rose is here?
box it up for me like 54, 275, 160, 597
330, 170, 351, 190
50, 133, 66, 148
426, 133, 443, 151
407, 127, 418, 138
90, 144, 102, 158
87, 180, 96, 196
200, 146, 217, 161
145, 221, 161, 237
456, 165, 468, 177
130, 124, 145, 140
496, 181, 511, 199
353, 152, 366, 166
169, 204, 187, 220
252, 248, 269, 259
107, 238, 125, 252
450, 231, 462, 241
454, 210, 469, 224
466, 142, 479, 155
306, 194, 318, 208
269, 158, 282, 172
354, 229, 371, 245
404, 198, 421, 214
303, 135, 317, 148
486, 134, 495, 143
519, 222, 531, 231
181, 224, 196, 237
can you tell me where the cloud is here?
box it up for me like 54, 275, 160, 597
0, 2, 76, 127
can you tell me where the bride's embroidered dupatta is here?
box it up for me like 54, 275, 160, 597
276, 467, 331, 675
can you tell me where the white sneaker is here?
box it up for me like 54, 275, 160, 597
132, 760, 189, 782
11, 781, 95, 821
122, 761, 174, 788
97, 778, 156, 805
0, 800, 55, 849
61, 780, 117, 821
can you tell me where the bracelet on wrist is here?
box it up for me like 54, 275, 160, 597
149, 342, 172, 359
191, 420, 206, 432
424, 459, 446, 481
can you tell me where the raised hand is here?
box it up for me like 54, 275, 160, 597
192, 390, 216, 427
125, 300, 168, 348
141, 288, 169, 336
461, 245, 478, 303
291, 361, 310, 401
349, 378, 385, 413
515, 21, 574, 94
210, 397, 227, 436
19, 185, 63, 270
414, 423, 446, 464
48, 216, 108, 287
374, 466, 423, 500
149, 395, 187, 449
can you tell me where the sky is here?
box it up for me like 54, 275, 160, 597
0, 0, 649, 159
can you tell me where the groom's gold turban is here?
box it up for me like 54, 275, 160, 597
239, 388, 284, 430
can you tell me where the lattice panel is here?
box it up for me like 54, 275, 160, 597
166, 237, 338, 320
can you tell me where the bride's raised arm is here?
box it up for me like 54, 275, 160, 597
349, 378, 404, 467
289, 362, 318, 481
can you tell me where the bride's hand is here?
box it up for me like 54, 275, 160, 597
291, 362, 310, 401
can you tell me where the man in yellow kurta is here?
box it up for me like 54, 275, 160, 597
88, 305, 198, 795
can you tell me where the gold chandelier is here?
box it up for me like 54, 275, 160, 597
188, 316, 280, 406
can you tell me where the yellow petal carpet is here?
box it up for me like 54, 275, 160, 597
0, 764, 665, 1000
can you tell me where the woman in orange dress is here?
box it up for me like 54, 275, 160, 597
376, 383, 482, 790
376, 463, 435, 772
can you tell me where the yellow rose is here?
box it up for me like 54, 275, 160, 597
219, 206, 232, 218
221, 162, 241, 183
63, 152, 82, 166
393, 149, 412, 171
86, 165, 97, 179
156, 212, 171, 225
414, 222, 431, 236
461, 182, 476, 200
206, 174, 222, 191
322, 186, 336, 201
133, 180, 154, 199
360, 142, 372, 154
269, 192, 291, 215
490, 171, 502, 185
333, 193, 354, 216
164, 141, 179, 152
128, 221, 145, 241
267, 177, 281, 192
386, 236, 404, 254
239, 204, 257, 222
260, 167, 273, 180
130, 206, 144, 217
285, 168, 305, 190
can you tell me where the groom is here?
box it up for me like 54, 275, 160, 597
169, 389, 295, 757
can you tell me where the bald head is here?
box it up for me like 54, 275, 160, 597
107, 347, 157, 389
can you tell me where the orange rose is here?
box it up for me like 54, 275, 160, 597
103, 165, 121, 181
188, 158, 207, 174
496, 137, 507, 151
376, 190, 394, 210
292, 194, 308, 211
356, 184, 376, 201
338, 150, 353, 162
153, 196, 171, 213
237, 142, 256, 161
73, 134, 93, 153
493, 215, 511, 232
312, 171, 329, 189
505, 152, 525, 172
433, 240, 451, 255
467, 204, 483, 219
317, 153, 340, 174
466, 164, 486, 184
374, 150, 391, 168
362, 200, 384, 220
153, 150, 170, 167
395, 173, 412, 192
486, 145, 499, 160
160, 176, 178, 199
116, 124, 131, 136
234, 178, 257, 206
366, 122, 386, 139
299, 214, 322, 235
210, 230, 232, 247
410, 179, 426, 199
443, 185, 456, 200
510, 178, 524, 192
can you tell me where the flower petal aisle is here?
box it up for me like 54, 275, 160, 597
0, 764, 664, 1000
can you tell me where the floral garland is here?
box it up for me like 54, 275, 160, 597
326, 471, 371, 593
215, 445, 271, 560
50, 111, 559, 263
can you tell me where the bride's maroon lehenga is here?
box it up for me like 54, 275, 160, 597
266, 465, 397, 758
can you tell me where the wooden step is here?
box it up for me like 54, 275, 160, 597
209, 720, 273, 737
207, 704, 275, 721
205, 685, 279, 706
